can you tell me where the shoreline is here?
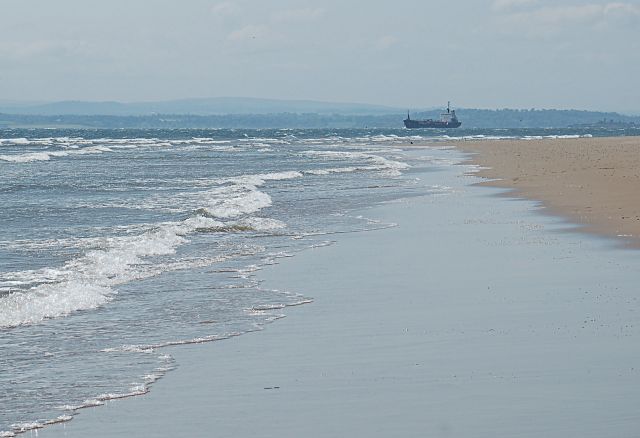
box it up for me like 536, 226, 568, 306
37, 146, 640, 438
454, 136, 640, 248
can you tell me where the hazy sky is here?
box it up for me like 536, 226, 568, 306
1, 0, 639, 111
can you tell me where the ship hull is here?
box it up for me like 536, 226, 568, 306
404, 119, 462, 129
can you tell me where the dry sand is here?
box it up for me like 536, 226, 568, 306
457, 136, 640, 247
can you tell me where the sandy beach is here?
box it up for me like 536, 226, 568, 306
5, 1, 639, 435
458, 136, 640, 247
38, 145, 640, 438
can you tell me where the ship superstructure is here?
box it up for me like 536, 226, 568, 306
404, 102, 461, 128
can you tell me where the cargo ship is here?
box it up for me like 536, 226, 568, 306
404, 102, 461, 128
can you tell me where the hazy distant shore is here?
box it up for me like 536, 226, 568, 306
456, 136, 640, 248
1, 106, 639, 129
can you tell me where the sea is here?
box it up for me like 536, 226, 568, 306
1, 126, 638, 436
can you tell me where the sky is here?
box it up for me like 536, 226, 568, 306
1, 0, 639, 111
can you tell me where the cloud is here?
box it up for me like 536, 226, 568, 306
0, 40, 93, 61
211, 2, 239, 18
603, 2, 640, 26
494, 2, 640, 36
224, 8, 325, 49
227, 24, 273, 43
375, 35, 399, 50
492, 0, 538, 12
523, 5, 603, 25
270, 8, 325, 24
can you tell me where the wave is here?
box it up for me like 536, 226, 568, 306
5, 415, 73, 437
0, 136, 199, 163
189, 214, 287, 233
77, 155, 408, 215
0, 134, 421, 167
192, 171, 302, 218
4, 353, 176, 437
420, 133, 596, 142
0, 147, 411, 327
522, 134, 594, 140
0, 214, 264, 328
0, 138, 30, 145
198, 185, 273, 218
0, 146, 113, 163
302, 150, 410, 176
304, 167, 359, 175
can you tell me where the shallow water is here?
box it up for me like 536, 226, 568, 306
0, 127, 636, 436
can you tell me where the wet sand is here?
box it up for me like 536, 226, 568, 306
457, 136, 640, 247
39, 148, 640, 438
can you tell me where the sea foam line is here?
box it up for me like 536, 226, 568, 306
4, 354, 176, 437
0, 136, 194, 163
302, 150, 410, 176
0, 146, 113, 163
0, 215, 257, 328
0, 169, 300, 327
0, 154, 409, 327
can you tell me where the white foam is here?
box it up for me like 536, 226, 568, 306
235, 217, 287, 231
221, 170, 303, 185
0, 145, 114, 163
0, 151, 61, 162
0, 137, 30, 145
239, 137, 289, 144
429, 134, 596, 142
0, 136, 182, 163
9, 415, 73, 434
0, 215, 231, 328
304, 167, 359, 175
0, 282, 115, 328
65, 169, 303, 217
370, 134, 403, 142
0, 146, 401, 327
59, 399, 105, 411
197, 171, 303, 218
200, 186, 273, 218
100, 345, 155, 354
303, 150, 409, 176
100, 331, 246, 353
251, 303, 286, 311
0, 169, 294, 325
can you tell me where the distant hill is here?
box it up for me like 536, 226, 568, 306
0, 97, 401, 116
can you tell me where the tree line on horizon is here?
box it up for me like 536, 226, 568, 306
0, 108, 638, 129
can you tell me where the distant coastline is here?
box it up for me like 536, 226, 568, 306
1, 108, 639, 129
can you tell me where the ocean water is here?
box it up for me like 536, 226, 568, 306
0, 127, 637, 436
